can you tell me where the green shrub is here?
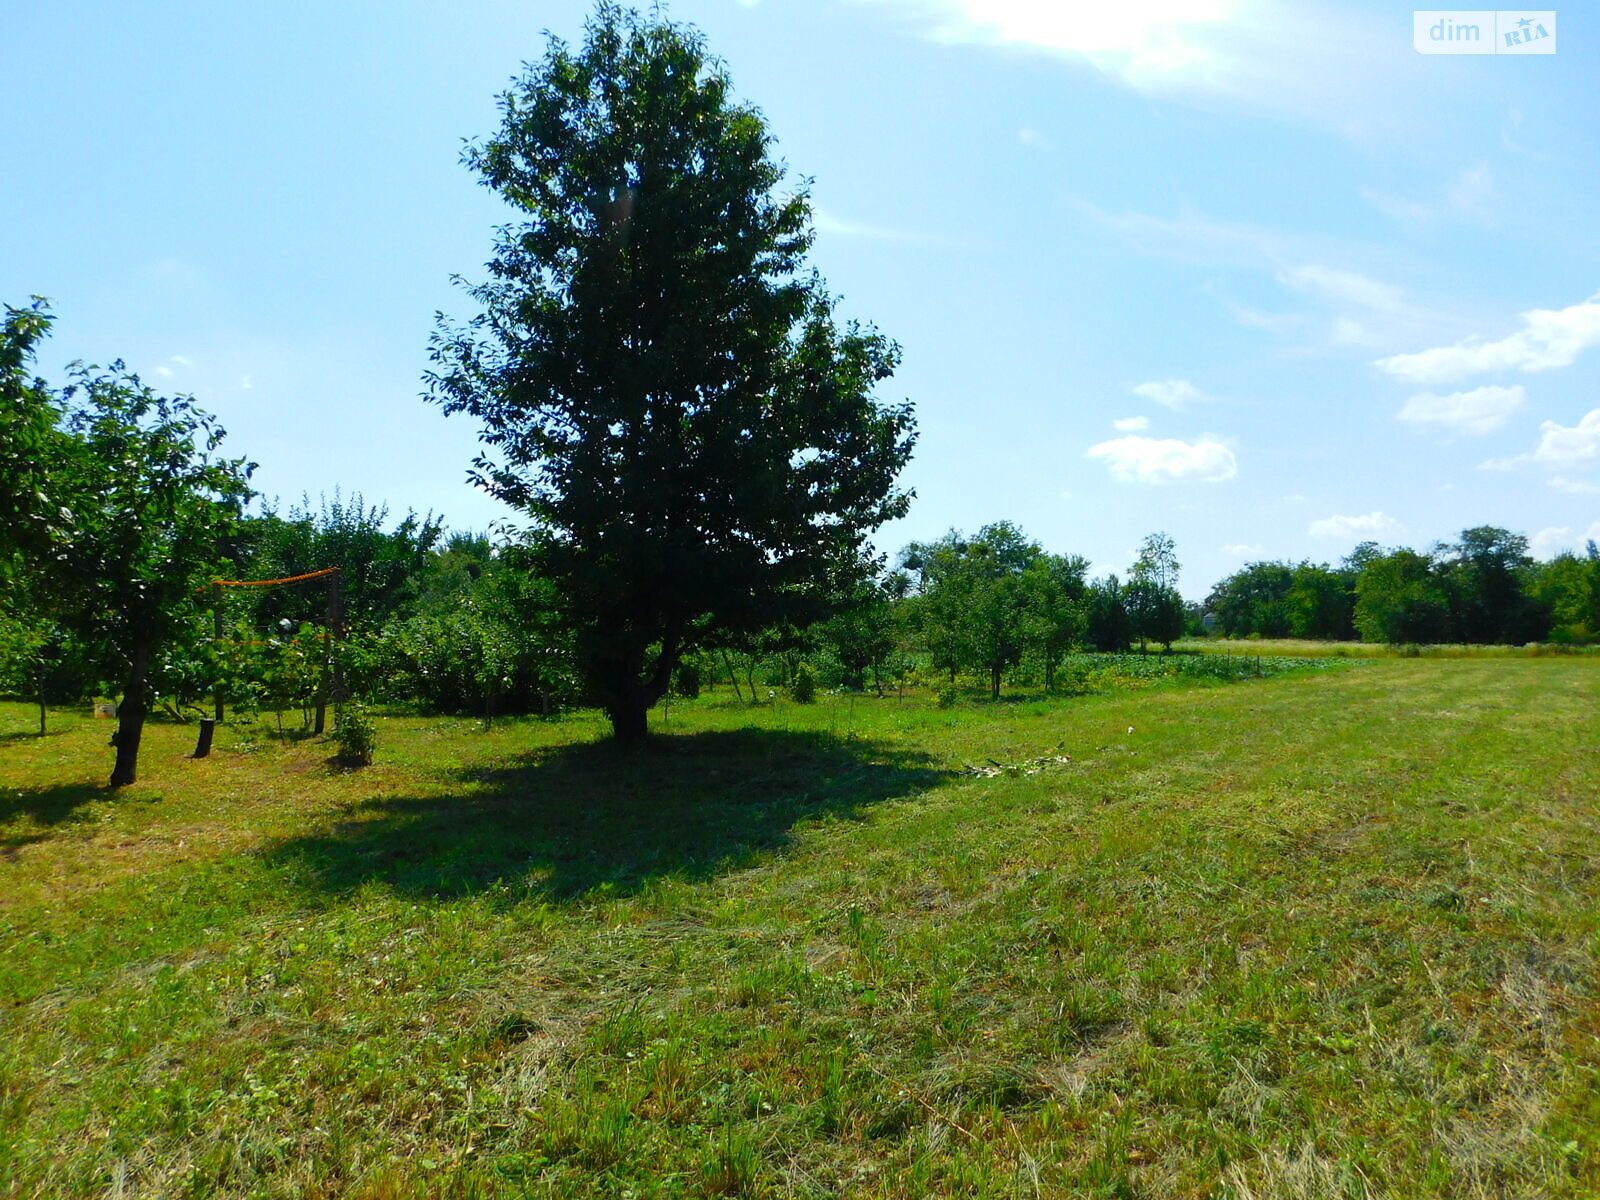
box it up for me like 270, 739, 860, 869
374, 609, 578, 716
675, 660, 701, 699
1053, 662, 1092, 694
790, 663, 816, 704
935, 683, 960, 709
333, 702, 378, 765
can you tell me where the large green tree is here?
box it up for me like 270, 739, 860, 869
1021, 552, 1088, 689
1354, 549, 1449, 645
1207, 561, 1295, 639
903, 524, 1040, 699
427, 4, 914, 743
1, 298, 66, 576
819, 566, 901, 694
1085, 574, 1133, 653
1128, 531, 1184, 651
54, 363, 254, 785
899, 534, 969, 683
1286, 562, 1355, 640
957, 523, 1042, 699
1435, 526, 1541, 644
1527, 542, 1600, 643
1, 299, 69, 727
240, 494, 444, 633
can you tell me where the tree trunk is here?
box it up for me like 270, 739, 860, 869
608, 699, 649, 745
1044, 658, 1056, 692
990, 663, 1002, 700
37, 660, 47, 736
594, 636, 679, 746
110, 643, 152, 788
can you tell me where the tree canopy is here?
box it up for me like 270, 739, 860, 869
1128, 531, 1184, 651
1, 298, 67, 576
61, 366, 254, 783
427, 3, 915, 742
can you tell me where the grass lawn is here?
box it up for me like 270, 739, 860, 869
1, 659, 1597, 1198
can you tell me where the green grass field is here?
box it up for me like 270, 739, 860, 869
2, 659, 1597, 1198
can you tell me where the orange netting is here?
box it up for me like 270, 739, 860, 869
207, 568, 340, 589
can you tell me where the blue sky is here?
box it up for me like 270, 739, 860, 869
4, 1, 1596, 598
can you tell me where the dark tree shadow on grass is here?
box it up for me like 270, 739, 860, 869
0, 783, 106, 853
0, 729, 71, 745
263, 729, 950, 903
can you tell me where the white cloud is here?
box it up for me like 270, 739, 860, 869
1531, 523, 1600, 561
170, 354, 195, 368
1397, 385, 1526, 436
1278, 263, 1456, 350
1092, 209, 1456, 357
1221, 542, 1264, 557
1530, 527, 1568, 560
1282, 264, 1406, 315
1549, 476, 1600, 495
859, 0, 1240, 89
1017, 127, 1044, 146
848, 1, 1401, 132
1087, 434, 1237, 484
1309, 511, 1402, 540
1376, 293, 1600, 383
1094, 211, 1466, 353
1131, 378, 1207, 410
1225, 302, 1303, 337
1112, 415, 1150, 431
1477, 409, 1600, 473
1086, 212, 1460, 355
1531, 409, 1600, 469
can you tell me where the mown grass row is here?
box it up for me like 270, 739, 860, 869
1, 657, 1597, 1198
1184, 637, 1600, 659
1055, 652, 1346, 687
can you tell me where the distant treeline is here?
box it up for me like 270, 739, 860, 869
6, 505, 1595, 723
1203, 528, 1599, 646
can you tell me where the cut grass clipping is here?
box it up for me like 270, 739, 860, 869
1, 656, 1597, 1197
